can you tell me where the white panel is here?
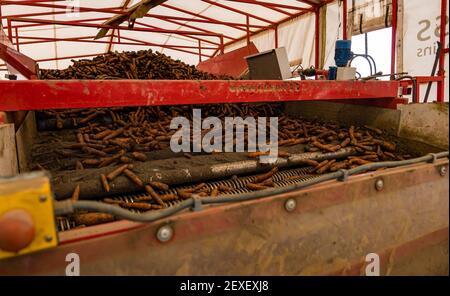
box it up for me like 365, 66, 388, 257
278, 14, 316, 66
251, 30, 275, 53
403, 0, 449, 101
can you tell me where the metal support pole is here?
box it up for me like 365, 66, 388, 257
275, 24, 279, 48
315, 8, 320, 70
220, 35, 224, 54
198, 40, 202, 63
343, 0, 348, 40
14, 27, 19, 51
437, 0, 447, 102
7, 18, 12, 42
390, 0, 397, 79
246, 15, 250, 45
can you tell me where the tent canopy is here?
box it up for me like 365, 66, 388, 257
0, 0, 330, 68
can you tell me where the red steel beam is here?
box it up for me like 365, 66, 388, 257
117, 35, 213, 57
274, 24, 279, 48
6, 16, 222, 52
0, 0, 67, 4
7, 18, 12, 42
226, 0, 313, 11
9, 17, 221, 37
0, 53, 106, 66
227, 1, 293, 16
16, 35, 215, 50
161, 3, 248, 32
108, 0, 131, 53
297, 0, 320, 7
0, 4, 267, 32
2, 1, 268, 34
114, 35, 216, 50
16, 36, 213, 59
246, 15, 250, 45
107, 29, 116, 52
0, 42, 38, 79
198, 40, 202, 63
0, 80, 399, 111
14, 26, 18, 50
134, 21, 220, 46
315, 8, 320, 69
5, 17, 112, 30
0, 2, 122, 18
144, 16, 237, 41
146, 13, 266, 29
37, 53, 107, 63
201, 0, 276, 25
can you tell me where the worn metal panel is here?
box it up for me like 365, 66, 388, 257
0, 159, 447, 275
0, 124, 18, 177
398, 103, 449, 150
15, 111, 37, 173
197, 43, 258, 78
284, 101, 401, 129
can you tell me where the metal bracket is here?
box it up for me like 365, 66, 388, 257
192, 197, 203, 212
428, 153, 438, 163
338, 169, 349, 182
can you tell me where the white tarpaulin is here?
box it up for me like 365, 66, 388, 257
324, 1, 344, 68
0, 0, 314, 69
403, 0, 449, 101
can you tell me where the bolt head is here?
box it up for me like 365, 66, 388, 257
44, 235, 53, 242
156, 225, 173, 243
439, 166, 447, 176
375, 179, 384, 191
285, 199, 297, 212
39, 195, 47, 203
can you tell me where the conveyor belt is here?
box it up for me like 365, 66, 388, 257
57, 166, 319, 231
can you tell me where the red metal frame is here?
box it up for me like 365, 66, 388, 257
399, 76, 446, 104
0, 0, 446, 101
0, 80, 399, 111
1, 158, 448, 275
0, 42, 37, 79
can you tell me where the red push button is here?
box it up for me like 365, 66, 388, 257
0, 209, 35, 253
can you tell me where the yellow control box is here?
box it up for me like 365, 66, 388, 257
0, 172, 58, 260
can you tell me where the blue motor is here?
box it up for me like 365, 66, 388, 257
334, 40, 353, 67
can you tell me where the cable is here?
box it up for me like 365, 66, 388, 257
54, 151, 449, 221
349, 54, 378, 76
396, 75, 418, 103
55, 198, 195, 222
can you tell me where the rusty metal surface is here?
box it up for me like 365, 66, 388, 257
197, 43, 259, 78
0, 159, 448, 275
